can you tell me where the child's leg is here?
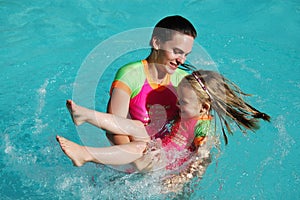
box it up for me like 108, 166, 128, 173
56, 135, 147, 166
66, 100, 149, 141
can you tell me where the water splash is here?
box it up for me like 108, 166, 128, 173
273, 115, 295, 164
32, 79, 49, 134
256, 115, 295, 184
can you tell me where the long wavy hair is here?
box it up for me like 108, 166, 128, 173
179, 69, 271, 144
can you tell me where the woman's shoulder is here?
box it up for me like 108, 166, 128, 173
112, 60, 146, 93
170, 68, 189, 86
114, 60, 145, 81
118, 60, 144, 73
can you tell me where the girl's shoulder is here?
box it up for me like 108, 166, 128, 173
194, 116, 213, 137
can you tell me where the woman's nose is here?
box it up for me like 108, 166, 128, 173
176, 56, 185, 65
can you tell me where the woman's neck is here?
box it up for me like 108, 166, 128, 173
146, 55, 166, 83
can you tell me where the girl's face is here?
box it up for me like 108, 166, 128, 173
155, 32, 194, 75
177, 85, 202, 119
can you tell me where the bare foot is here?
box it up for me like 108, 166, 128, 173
66, 100, 88, 126
56, 135, 93, 167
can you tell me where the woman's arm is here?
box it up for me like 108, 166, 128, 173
106, 88, 132, 144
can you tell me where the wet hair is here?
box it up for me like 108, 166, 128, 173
151, 15, 197, 45
180, 69, 271, 144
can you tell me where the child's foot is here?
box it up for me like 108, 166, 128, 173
56, 135, 92, 167
66, 100, 88, 126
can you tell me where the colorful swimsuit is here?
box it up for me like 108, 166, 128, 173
110, 60, 211, 170
110, 60, 188, 135
156, 116, 212, 170
157, 116, 212, 151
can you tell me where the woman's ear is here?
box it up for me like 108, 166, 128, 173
151, 36, 160, 50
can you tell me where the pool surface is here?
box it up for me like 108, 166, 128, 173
1, 0, 299, 199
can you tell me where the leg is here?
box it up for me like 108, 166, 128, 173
66, 100, 149, 141
56, 135, 147, 166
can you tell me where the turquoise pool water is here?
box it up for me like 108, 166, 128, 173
1, 0, 299, 199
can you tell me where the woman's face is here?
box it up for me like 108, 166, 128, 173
155, 32, 194, 74
177, 84, 202, 119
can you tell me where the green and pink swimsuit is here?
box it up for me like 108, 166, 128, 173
110, 60, 187, 137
